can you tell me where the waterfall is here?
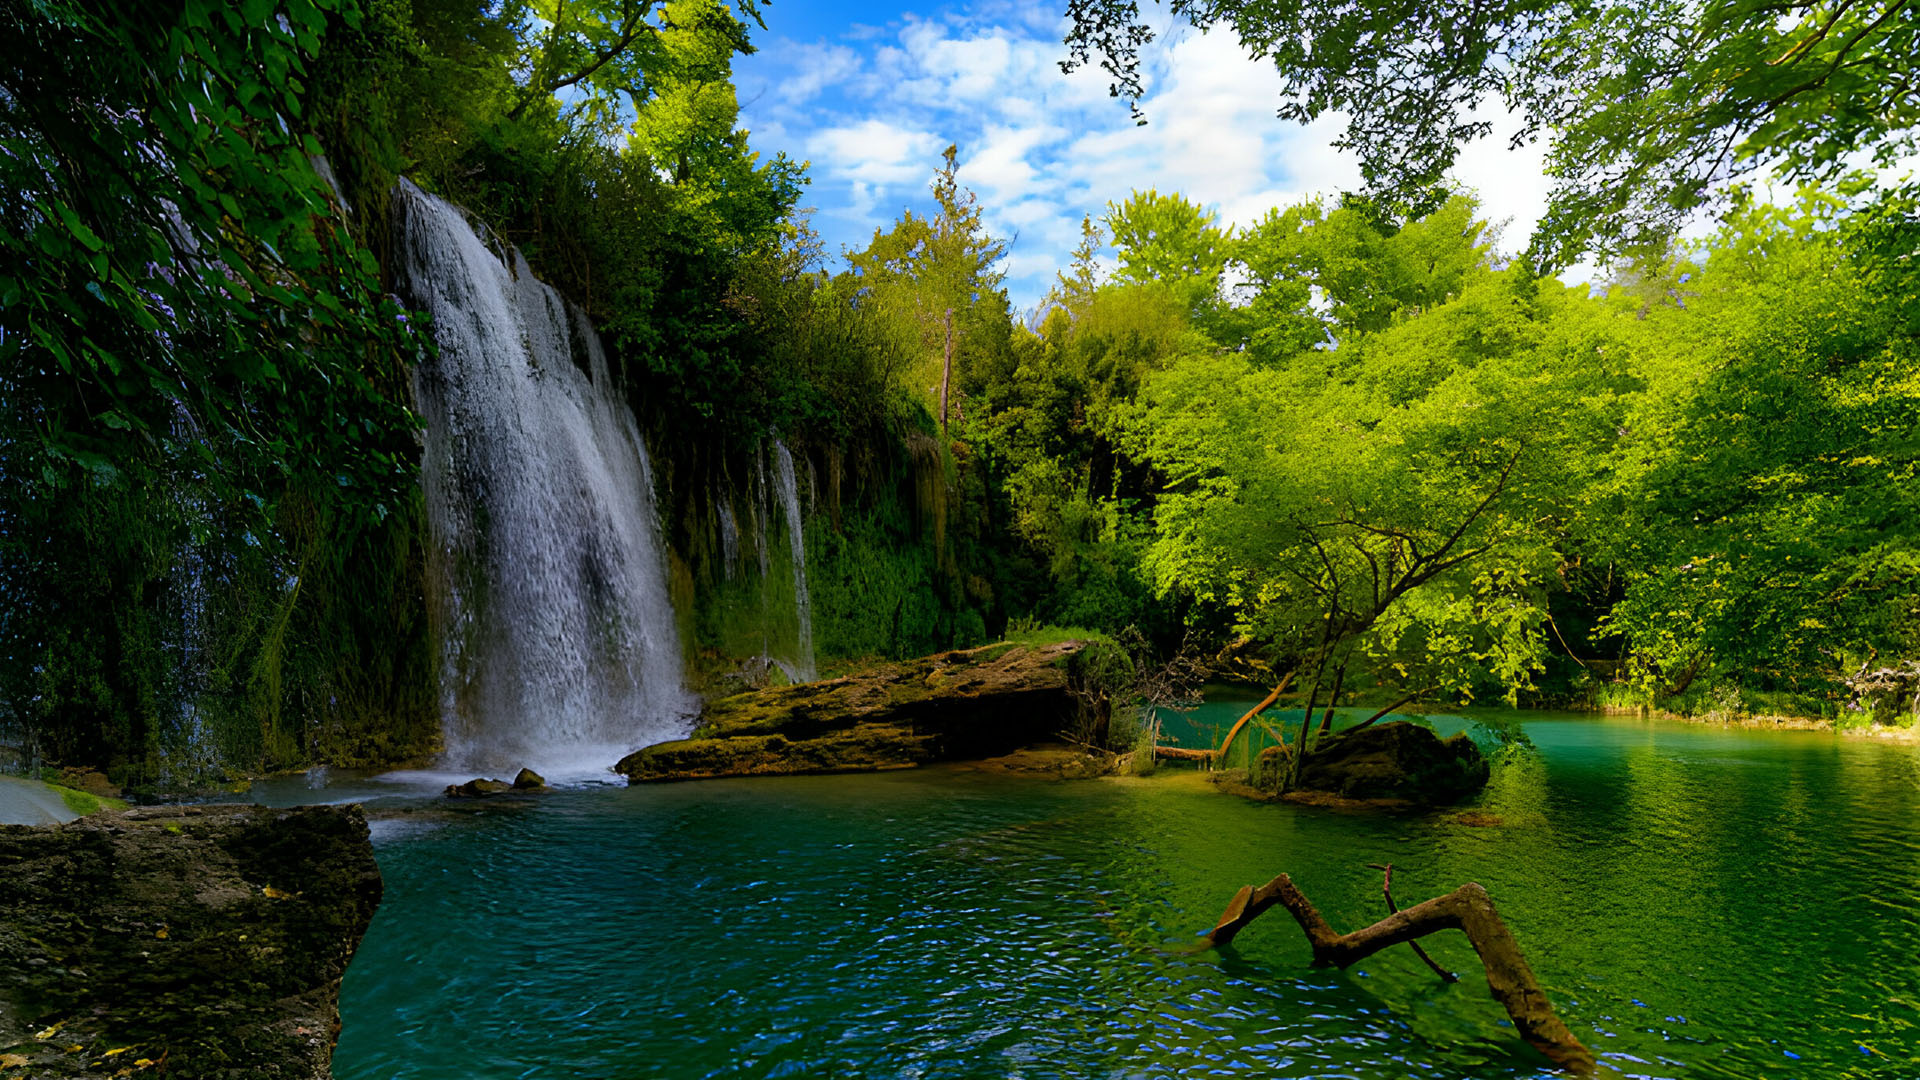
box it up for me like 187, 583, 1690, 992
394, 180, 693, 777
159, 403, 216, 785
753, 450, 771, 580
769, 439, 815, 683
716, 497, 739, 580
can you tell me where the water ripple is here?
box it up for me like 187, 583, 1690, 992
336, 714, 1920, 1080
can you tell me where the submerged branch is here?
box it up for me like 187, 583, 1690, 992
1203, 873, 1594, 1072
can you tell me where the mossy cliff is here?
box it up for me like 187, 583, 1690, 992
649, 426, 1009, 693
617, 640, 1104, 781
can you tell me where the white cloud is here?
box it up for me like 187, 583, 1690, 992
785, 44, 862, 104
736, 1, 1614, 306
807, 118, 944, 187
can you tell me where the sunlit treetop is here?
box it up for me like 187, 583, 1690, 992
1060, 0, 1919, 269
509, 0, 762, 129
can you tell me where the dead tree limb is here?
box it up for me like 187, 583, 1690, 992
1204, 873, 1594, 1073
1343, 687, 1438, 734
1367, 863, 1457, 982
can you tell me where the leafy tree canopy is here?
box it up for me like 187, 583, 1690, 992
1061, 0, 1919, 266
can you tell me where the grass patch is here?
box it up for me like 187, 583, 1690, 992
996, 624, 1113, 649
49, 783, 129, 817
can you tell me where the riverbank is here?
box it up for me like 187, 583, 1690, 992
0, 775, 130, 826
1593, 705, 1920, 742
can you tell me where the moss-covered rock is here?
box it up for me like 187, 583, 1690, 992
1264, 721, 1489, 804
0, 804, 382, 1079
617, 641, 1101, 781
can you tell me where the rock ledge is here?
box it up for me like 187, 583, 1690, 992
618, 641, 1103, 782
0, 804, 382, 1079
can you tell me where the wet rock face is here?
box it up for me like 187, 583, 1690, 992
0, 804, 382, 1079
618, 641, 1100, 782
1286, 721, 1490, 804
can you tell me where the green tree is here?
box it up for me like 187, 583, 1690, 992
843, 146, 1013, 430
1599, 190, 1920, 703
508, 0, 760, 128
1230, 192, 1494, 361
1118, 267, 1636, 773
1107, 190, 1230, 295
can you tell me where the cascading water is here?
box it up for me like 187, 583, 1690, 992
769, 439, 815, 683
753, 451, 771, 580
394, 180, 693, 777
716, 497, 739, 580
158, 403, 216, 785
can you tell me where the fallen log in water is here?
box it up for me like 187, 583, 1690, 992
1204, 873, 1595, 1073
1151, 745, 1216, 762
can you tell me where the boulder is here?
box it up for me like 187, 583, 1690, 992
1274, 721, 1489, 804
0, 804, 382, 1079
443, 777, 512, 798
618, 641, 1104, 782
510, 768, 547, 791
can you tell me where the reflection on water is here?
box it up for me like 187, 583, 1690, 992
332, 713, 1920, 1079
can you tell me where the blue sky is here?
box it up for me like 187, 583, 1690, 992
729, 0, 1567, 312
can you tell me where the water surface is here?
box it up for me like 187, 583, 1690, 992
331, 713, 1920, 1078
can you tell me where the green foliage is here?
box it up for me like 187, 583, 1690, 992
842, 146, 1014, 428
0, 0, 423, 503
1062, 0, 1919, 266
49, 783, 129, 817
0, 0, 435, 780
1105, 189, 1232, 323
1597, 189, 1920, 701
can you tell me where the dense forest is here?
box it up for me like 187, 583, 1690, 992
2, 0, 1916, 792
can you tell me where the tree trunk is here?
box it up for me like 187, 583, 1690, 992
1315, 661, 1348, 733
1204, 874, 1594, 1072
940, 307, 954, 431
1287, 657, 1328, 790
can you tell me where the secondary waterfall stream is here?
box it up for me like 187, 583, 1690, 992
769, 439, 815, 683
395, 181, 693, 776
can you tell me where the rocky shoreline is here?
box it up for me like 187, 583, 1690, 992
0, 805, 381, 1079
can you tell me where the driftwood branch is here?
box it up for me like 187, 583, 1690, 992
1214, 671, 1295, 763
1367, 862, 1457, 982
1204, 873, 1594, 1072
1343, 687, 1438, 733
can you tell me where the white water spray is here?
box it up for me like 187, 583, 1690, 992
394, 181, 693, 778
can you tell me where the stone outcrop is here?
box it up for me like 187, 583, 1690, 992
618, 641, 1102, 782
443, 768, 549, 798
0, 804, 382, 1079
1251, 721, 1490, 804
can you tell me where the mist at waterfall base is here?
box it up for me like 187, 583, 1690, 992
395, 182, 693, 781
